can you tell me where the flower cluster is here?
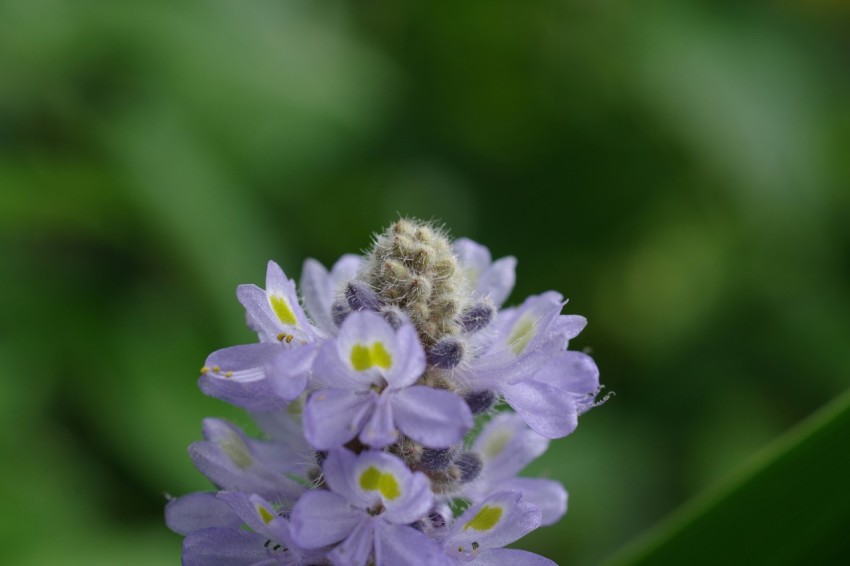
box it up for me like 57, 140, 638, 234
166, 220, 603, 565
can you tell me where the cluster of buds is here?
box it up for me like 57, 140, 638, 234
166, 220, 604, 565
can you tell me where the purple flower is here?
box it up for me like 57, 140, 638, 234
303, 311, 473, 449
463, 412, 567, 526
290, 449, 446, 566
443, 491, 554, 565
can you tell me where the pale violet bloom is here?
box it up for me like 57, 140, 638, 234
303, 311, 473, 449
290, 449, 446, 566
443, 491, 554, 565
463, 412, 567, 526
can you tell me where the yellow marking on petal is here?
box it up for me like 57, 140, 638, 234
224, 371, 233, 378
212, 366, 221, 372
200, 367, 210, 374
257, 505, 275, 525
483, 429, 512, 459
508, 315, 536, 355
270, 295, 297, 326
277, 333, 286, 341
219, 432, 252, 469
359, 466, 401, 500
464, 505, 503, 531
350, 342, 393, 371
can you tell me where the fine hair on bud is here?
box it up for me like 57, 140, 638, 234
345, 281, 382, 312
426, 337, 465, 369
331, 300, 350, 326
459, 302, 495, 333
463, 389, 496, 415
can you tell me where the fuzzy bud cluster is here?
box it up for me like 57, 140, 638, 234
166, 219, 605, 566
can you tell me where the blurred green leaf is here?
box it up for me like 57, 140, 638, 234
606, 388, 850, 566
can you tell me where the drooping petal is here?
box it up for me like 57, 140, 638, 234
182, 527, 271, 566
198, 343, 287, 411
494, 478, 567, 526
328, 517, 376, 566
165, 492, 241, 536
502, 378, 579, 439
303, 389, 375, 450
188, 419, 305, 503
265, 342, 317, 401
446, 491, 541, 555
470, 548, 556, 566
393, 386, 473, 448
376, 522, 450, 566
473, 412, 549, 481
359, 395, 398, 449
290, 490, 362, 549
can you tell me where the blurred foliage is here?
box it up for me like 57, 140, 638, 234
1, 0, 849, 564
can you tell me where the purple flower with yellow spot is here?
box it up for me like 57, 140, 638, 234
303, 311, 473, 450
290, 449, 446, 566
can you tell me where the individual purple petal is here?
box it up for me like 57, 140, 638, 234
188, 419, 305, 503
476, 256, 517, 307
393, 386, 473, 448
198, 343, 287, 411
453, 238, 492, 275
544, 350, 601, 411
321, 448, 368, 508
470, 548, 556, 566
495, 478, 567, 526
303, 389, 375, 450
237, 283, 284, 343
165, 492, 241, 536
491, 291, 565, 357
290, 490, 362, 549
383, 323, 426, 389
182, 527, 272, 566
377, 522, 450, 566
359, 396, 398, 448
446, 491, 541, 555
265, 342, 317, 401
502, 378, 579, 439
264, 260, 311, 330
473, 412, 549, 481
328, 518, 376, 566
216, 492, 290, 543
551, 314, 587, 341
300, 258, 336, 333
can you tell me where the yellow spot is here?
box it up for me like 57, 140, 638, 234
200, 367, 210, 374
270, 295, 297, 326
224, 371, 233, 378
350, 342, 393, 371
508, 315, 536, 355
286, 335, 294, 343
483, 430, 512, 459
219, 432, 252, 469
212, 366, 221, 372
359, 466, 401, 500
464, 505, 503, 531
277, 333, 286, 341
257, 505, 275, 525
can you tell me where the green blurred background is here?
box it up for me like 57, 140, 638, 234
2, 1, 849, 564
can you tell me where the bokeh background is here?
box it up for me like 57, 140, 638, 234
2, 1, 849, 564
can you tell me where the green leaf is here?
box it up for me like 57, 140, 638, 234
606, 388, 850, 566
